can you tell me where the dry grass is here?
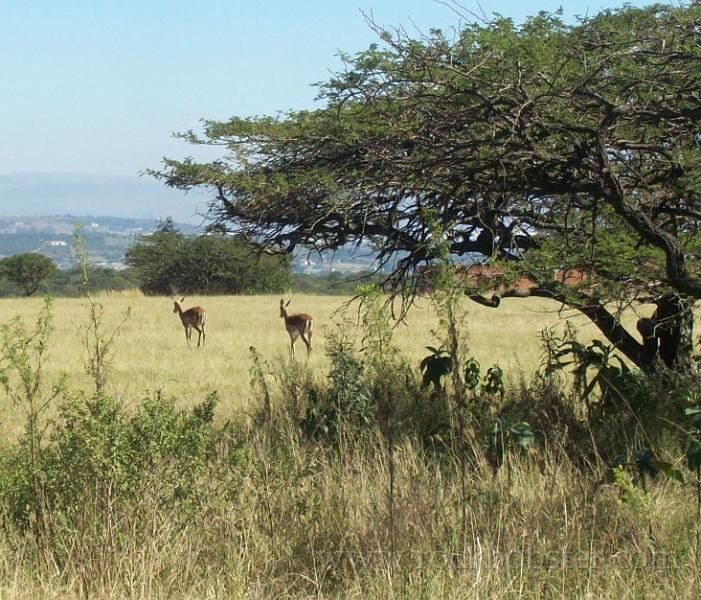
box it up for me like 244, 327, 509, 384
1, 428, 699, 599
0, 292, 699, 599
0, 293, 666, 439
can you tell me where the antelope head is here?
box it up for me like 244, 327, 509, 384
173, 297, 186, 313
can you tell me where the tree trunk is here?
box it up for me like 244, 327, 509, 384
469, 289, 695, 373
642, 295, 695, 370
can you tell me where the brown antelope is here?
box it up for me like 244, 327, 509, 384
279, 299, 313, 360
172, 297, 206, 348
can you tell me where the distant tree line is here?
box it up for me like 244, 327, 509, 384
0, 253, 140, 297
0, 222, 373, 297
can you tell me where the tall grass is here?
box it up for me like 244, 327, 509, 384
0, 402, 699, 599
0, 293, 697, 598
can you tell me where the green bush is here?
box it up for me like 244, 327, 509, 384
0, 392, 228, 533
301, 330, 374, 441
125, 219, 290, 295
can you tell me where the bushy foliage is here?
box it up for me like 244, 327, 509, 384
0, 392, 229, 533
47, 266, 141, 296
0, 264, 142, 298
125, 218, 291, 295
0, 253, 58, 296
301, 330, 375, 441
542, 324, 658, 425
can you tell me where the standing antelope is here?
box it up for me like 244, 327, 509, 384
172, 297, 206, 348
279, 299, 313, 360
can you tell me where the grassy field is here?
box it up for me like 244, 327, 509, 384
1, 292, 700, 599
0, 292, 659, 439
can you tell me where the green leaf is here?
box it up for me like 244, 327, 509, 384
581, 374, 599, 400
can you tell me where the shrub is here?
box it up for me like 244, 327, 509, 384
301, 330, 374, 441
0, 392, 228, 535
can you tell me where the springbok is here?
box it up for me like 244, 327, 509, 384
172, 297, 206, 348
279, 299, 313, 360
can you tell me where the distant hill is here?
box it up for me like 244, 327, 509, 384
0, 215, 202, 269
0, 172, 209, 223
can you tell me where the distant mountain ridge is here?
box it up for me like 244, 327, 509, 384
0, 172, 209, 223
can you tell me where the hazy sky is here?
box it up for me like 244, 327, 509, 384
1, 0, 651, 178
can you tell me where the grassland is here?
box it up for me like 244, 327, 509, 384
0, 292, 659, 440
2, 292, 700, 599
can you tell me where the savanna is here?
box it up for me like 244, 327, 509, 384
1, 1, 701, 598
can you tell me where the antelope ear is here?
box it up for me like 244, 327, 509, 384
285, 300, 291, 306
280, 299, 284, 306
180, 297, 186, 303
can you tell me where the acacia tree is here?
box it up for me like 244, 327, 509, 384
152, 3, 701, 371
0, 253, 58, 296
124, 219, 290, 295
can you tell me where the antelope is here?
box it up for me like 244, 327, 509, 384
172, 297, 206, 348
279, 299, 313, 360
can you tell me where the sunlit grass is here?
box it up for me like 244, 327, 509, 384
0, 292, 676, 439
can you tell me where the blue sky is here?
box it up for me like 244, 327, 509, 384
1, 0, 651, 179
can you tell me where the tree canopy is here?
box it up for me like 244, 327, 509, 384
124, 219, 291, 296
152, 3, 701, 370
0, 253, 58, 296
